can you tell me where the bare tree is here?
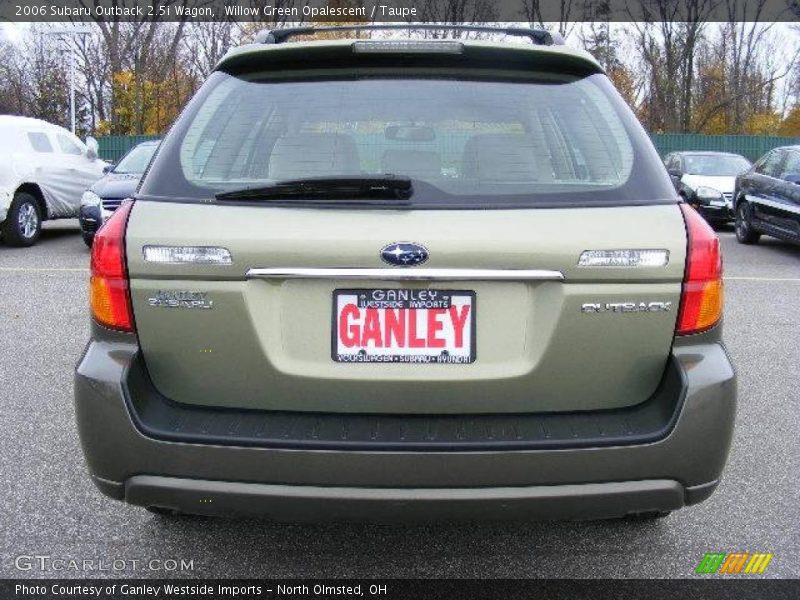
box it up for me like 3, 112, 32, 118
719, 1, 779, 129
75, 0, 194, 133
183, 21, 238, 78
0, 26, 72, 128
74, 28, 111, 131
407, 1, 498, 39
683, 1, 799, 133
579, 2, 615, 70
628, 0, 717, 132
0, 37, 22, 114
520, 0, 582, 38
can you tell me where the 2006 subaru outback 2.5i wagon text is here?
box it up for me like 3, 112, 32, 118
75, 25, 735, 521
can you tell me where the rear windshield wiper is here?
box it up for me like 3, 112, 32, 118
214, 176, 413, 202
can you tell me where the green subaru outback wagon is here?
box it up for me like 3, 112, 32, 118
75, 26, 735, 520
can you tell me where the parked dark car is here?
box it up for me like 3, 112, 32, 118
733, 146, 800, 245
663, 151, 751, 226
79, 140, 159, 247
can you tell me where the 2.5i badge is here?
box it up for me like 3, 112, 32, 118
333, 288, 475, 364
148, 290, 213, 309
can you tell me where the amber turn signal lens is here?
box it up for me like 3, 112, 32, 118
90, 275, 133, 331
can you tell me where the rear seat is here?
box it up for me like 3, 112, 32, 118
269, 133, 360, 180
461, 133, 548, 182
381, 149, 442, 180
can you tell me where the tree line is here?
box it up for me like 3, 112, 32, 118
0, 0, 797, 138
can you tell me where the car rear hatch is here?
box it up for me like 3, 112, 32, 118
125, 202, 685, 414
123, 38, 687, 414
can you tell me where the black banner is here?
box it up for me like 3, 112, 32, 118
1, 0, 799, 23
3, 579, 800, 600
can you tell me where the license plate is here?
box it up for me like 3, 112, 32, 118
333, 289, 476, 364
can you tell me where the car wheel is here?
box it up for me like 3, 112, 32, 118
2, 192, 42, 247
735, 201, 760, 244
82, 233, 94, 248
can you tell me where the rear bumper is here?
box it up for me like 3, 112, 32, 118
696, 203, 733, 222
75, 334, 736, 519
112, 476, 716, 521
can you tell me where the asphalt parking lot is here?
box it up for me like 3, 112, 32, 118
0, 219, 798, 579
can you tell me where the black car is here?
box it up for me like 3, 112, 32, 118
734, 146, 800, 245
79, 140, 160, 247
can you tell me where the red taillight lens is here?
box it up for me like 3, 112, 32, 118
677, 204, 723, 335
90, 200, 135, 332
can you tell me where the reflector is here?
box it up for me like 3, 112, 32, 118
142, 245, 232, 265
578, 249, 669, 267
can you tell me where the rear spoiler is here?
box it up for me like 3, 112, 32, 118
254, 24, 563, 46
215, 37, 602, 78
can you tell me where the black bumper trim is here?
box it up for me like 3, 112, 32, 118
123, 354, 687, 452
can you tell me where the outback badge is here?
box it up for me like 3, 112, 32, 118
581, 301, 672, 314
380, 242, 429, 267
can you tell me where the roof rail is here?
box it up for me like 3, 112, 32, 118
254, 24, 559, 46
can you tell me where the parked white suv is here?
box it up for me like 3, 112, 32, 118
0, 116, 107, 246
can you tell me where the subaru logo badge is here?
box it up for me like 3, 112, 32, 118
380, 242, 429, 267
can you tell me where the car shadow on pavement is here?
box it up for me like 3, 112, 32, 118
0, 220, 81, 245
140, 514, 672, 578
754, 237, 800, 258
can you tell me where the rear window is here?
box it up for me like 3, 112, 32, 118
140, 70, 675, 208
115, 143, 159, 174
682, 154, 751, 176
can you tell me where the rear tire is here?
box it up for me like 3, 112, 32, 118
735, 201, 760, 244
2, 192, 42, 247
82, 233, 94, 248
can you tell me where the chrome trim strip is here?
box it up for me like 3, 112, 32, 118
246, 268, 564, 282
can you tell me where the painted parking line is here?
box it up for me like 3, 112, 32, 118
725, 276, 800, 282
0, 267, 88, 273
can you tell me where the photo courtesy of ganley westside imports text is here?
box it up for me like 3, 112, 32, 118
11, 582, 388, 598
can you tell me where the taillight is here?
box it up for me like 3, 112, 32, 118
90, 200, 135, 332
676, 203, 723, 335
